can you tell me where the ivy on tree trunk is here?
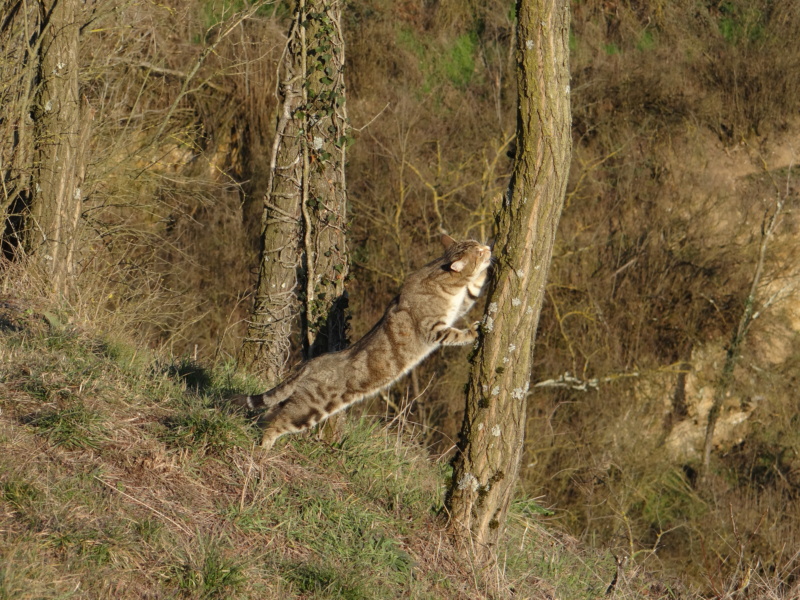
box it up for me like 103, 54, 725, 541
241, 0, 350, 384
446, 0, 572, 564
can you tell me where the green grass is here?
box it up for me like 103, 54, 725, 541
160, 409, 253, 454
718, 2, 766, 45
166, 539, 247, 599
637, 30, 656, 52
442, 33, 478, 89
26, 405, 107, 450
1, 478, 40, 516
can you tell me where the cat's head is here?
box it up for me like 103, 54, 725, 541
440, 234, 492, 278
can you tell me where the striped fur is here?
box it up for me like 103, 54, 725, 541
230, 235, 492, 450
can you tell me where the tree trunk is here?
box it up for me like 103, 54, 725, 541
0, 0, 39, 262
1, 0, 87, 297
240, 90, 302, 379
446, 0, 571, 564
299, 0, 350, 358
241, 0, 350, 385
240, 3, 309, 383
30, 0, 87, 297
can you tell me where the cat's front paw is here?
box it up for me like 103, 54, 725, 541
470, 321, 482, 338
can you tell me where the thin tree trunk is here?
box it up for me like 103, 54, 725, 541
447, 0, 571, 564
701, 187, 786, 482
240, 5, 308, 383
241, 0, 350, 386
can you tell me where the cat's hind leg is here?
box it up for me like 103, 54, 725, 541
257, 403, 288, 450
257, 396, 325, 450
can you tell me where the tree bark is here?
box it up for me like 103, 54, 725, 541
30, 0, 87, 297
0, 0, 39, 261
241, 0, 350, 385
446, 0, 571, 564
1, 0, 87, 296
240, 25, 304, 382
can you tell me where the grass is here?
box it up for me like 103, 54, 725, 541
26, 405, 107, 450
0, 302, 679, 599
166, 539, 247, 599
160, 409, 253, 454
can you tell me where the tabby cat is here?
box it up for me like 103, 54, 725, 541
230, 234, 492, 450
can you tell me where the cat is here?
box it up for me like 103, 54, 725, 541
230, 234, 492, 450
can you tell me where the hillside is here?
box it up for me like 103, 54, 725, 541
0, 298, 665, 600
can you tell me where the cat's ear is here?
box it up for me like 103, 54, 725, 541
449, 259, 465, 272
441, 234, 456, 249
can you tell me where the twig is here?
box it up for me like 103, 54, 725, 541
111, 59, 228, 92
532, 371, 640, 391
352, 102, 391, 132
701, 155, 793, 480
605, 555, 628, 595
239, 449, 256, 511
94, 476, 193, 537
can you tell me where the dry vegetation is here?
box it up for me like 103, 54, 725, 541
3, 0, 800, 597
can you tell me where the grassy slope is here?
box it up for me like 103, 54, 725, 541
0, 301, 672, 600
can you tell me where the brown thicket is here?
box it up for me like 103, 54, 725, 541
2, 0, 800, 593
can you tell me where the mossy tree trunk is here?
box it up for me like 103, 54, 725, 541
241, 0, 350, 384
446, 0, 571, 563
1, 0, 88, 297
